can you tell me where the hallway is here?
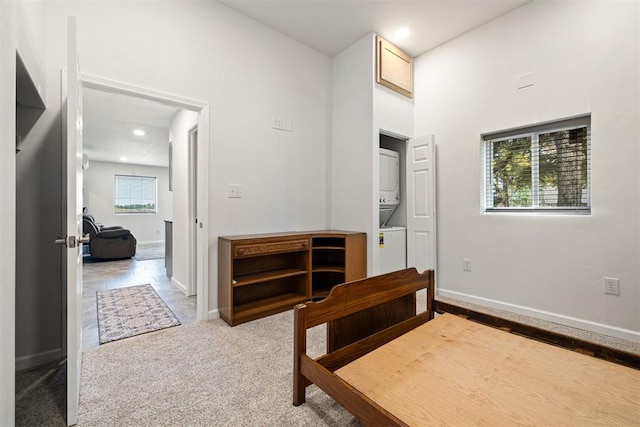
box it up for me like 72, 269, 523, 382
82, 253, 197, 349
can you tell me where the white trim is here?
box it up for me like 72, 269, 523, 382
78, 73, 210, 321
15, 348, 63, 372
438, 289, 640, 343
171, 277, 187, 295
196, 105, 210, 321
187, 123, 198, 297
208, 308, 220, 320
136, 240, 164, 245
80, 74, 207, 111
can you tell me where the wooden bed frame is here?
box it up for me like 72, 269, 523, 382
292, 268, 640, 426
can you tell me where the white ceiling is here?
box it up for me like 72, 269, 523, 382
83, 88, 180, 168
218, 0, 530, 57
83, 0, 530, 168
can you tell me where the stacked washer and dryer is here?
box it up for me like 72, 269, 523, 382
378, 148, 407, 274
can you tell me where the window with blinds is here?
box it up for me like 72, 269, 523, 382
114, 174, 157, 214
483, 116, 591, 214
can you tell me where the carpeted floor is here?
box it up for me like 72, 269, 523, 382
16, 359, 66, 427
133, 242, 165, 261
78, 311, 358, 426
24, 291, 640, 426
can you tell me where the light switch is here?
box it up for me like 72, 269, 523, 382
272, 116, 292, 132
227, 184, 242, 198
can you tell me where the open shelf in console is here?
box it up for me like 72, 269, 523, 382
311, 236, 347, 297
233, 275, 307, 324
312, 271, 345, 299
233, 251, 308, 287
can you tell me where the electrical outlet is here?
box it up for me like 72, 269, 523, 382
272, 117, 284, 129
463, 259, 472, 272
603, 277, 620, 295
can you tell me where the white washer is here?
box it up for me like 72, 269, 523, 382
378, 226, 407, 274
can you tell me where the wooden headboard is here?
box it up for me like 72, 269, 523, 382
293, 268, 434, 410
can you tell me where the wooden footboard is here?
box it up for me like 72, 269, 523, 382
292, 267, 434, 424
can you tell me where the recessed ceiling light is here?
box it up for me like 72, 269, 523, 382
120, 157, 128, 162
395, 28, 410, 41
133, 129, 146, 136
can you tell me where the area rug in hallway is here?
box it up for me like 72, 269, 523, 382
96, 284, 181, 344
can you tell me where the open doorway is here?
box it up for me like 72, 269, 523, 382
79, 77, 209, 348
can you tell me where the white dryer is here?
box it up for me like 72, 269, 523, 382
378, 226, 407, 274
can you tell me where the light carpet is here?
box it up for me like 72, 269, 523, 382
79, 311, 358, 426
134, 242, 165, 261
96, 284, 181, 344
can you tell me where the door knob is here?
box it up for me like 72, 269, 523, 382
54, 236, 80, 248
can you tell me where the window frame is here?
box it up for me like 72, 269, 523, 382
114, 174, 158, 215
482, 116, 591, 215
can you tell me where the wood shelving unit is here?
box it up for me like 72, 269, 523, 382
233, 268, 307, 287
311, 236, 346, 298
218, 231, 366, 326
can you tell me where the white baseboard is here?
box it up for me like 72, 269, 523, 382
171, 277, 187, 295
208, 308, 220, 320
438, 289, 640, 343
16, 348, 63, 371
137, 240, 164, 245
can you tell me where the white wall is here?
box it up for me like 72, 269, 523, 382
83, 161, 171, 243
374, 81, 414, 140
330, 33, 415, 274
15, 107, 64, 370
373, 40, 414, 273
1, 0, 48, 422
169, 109, 198, 291
330, 34, 376, 273
42, 1, 332, 316
414, 0, 640, 339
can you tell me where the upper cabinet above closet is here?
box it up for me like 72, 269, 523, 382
376, 36, 414, 98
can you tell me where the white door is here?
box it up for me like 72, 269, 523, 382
406, 135, 436, 273
64, 15, 83, 426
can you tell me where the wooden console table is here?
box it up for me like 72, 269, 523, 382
218, 230, 366, 326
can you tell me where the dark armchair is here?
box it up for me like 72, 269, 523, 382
82, 214, 137, 260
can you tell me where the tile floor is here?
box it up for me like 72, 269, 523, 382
82, 250, 197, 349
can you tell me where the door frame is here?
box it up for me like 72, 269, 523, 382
377, 129, 437, 277
187, 123, 198, 297
80, 73, 210, 320
377, 129, 410, 275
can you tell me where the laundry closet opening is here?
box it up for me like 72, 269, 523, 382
378, 133, 408, 274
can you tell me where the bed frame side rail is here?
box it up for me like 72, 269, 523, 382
435, 299, 640, 370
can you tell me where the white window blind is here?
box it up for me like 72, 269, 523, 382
483, 116, 591, 214
114, 175, 157, 214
